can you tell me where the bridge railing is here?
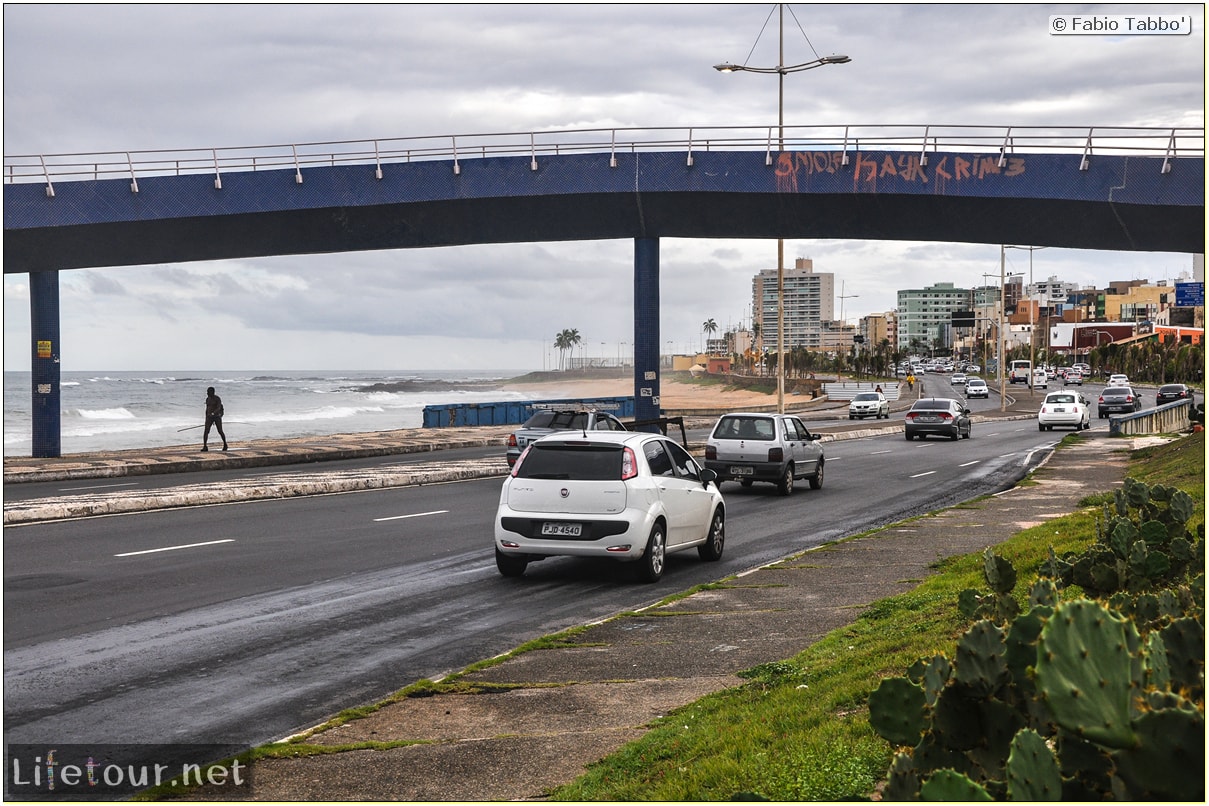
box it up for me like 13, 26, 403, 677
5, 124, 1204, 191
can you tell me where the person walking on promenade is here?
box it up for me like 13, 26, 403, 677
202, 386, 228, 452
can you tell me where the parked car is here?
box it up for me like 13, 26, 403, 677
495, 430, 725, 582
904, 398, 972, 440
1063, 370, 1084, 386
848, 391, 890, 420
704, 412, 824, 495
965, 378, 989, 398
1038, 391, 1091, 431
950, 373, 967, 386
1108, 374, 1131, 387
1097, 386, 1142, 418
1156, 384, 1194, 404
506, 408, 627, 467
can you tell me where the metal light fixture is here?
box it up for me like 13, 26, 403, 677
713, 4, 850, 413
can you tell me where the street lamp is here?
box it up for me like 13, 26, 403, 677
1004, 245, 1048, 397
715, 4, 850, 412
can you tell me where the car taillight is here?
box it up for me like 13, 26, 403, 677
938, 412, 952, 421
705, 445, 717, 460
510, 445, 532, 476
768, 447, 784, 462
507, 434, 517, 447
1098, 396, 1106, 403
621, 446, 638, 480
1126, 395, 1134, 402
905, 412, 917, 420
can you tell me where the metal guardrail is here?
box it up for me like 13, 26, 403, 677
5, 125, 1204, 193
1108, 399, 1193, 436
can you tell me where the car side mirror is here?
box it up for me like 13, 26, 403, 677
962, 408, 971, 414
700, 468, 719, 486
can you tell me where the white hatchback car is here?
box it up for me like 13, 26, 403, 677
495, 430, 725, 583
848, 391, 890, 420
1038, 391, 1091, 431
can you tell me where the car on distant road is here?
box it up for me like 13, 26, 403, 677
848, 391, 890, 420
1063, 370, 1084, 385
1156, 384, 1194, 405
506, 408, 627, 467
1108, 374, 1131, 387
704, 412, 824, 495
1097, 386, 1142, 418
495, 430, 725, 582
904, 398, 972, 440
966, 364, 981, 374
1038, 391, 1091, 431
950, 373, 967, 386
965, 378, 989, 398
1031, 368, 1049, 389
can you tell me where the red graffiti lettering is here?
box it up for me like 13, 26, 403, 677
1004, 157, 1025, 176
977, 156, 1002, 179
880, 155, 899, 177
954, 156, 972, 180
897, 155, 928, 183
932, 156, 951, 181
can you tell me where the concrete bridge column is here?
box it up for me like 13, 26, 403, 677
30, 270, 62, 458
633, 238, 661, 427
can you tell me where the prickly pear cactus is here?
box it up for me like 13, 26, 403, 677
867, 676, 926, 747
1035, 600, 1136, 749
1112, 707, 1206, 800
954, 619, 1010, 695
1005, 728, 1062, 801
919, 769, 992, 801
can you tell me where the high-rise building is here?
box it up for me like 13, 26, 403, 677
752, 258, 835, 351
896, 282, 973, 352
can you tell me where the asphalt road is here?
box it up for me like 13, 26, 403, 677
3, 403, 1075, 751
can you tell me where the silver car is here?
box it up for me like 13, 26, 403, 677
495, 430, 725, 582
848, 392, 890, 420
505, 408, 627, 467
704, 412, 824, 495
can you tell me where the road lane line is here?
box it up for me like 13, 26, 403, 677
959, 460, 980, 467
115, 539, 235, 557
61, 481, 140, 491
374, 510, 449, 522
870, 450, 892, 455
909, 471, 937, 478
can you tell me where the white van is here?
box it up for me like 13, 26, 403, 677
1009, 360, 1032, 384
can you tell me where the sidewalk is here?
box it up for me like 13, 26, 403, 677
172, 431, 1142, 801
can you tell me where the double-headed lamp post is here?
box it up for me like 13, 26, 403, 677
1004, 245, 1048, 398
715, 4, 849, 412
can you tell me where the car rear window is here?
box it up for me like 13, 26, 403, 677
852, 393, 880, 401
1048, 394, 1077, 404
1103, 387, 1131, 395
712, 416, 776, 440
910, 400, 951, 411
522, 411, 587, 429
515, 442, 622, 480
1159, 385, 1184, 394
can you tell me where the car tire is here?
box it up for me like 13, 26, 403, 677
1038, 423, 1045, 432
635, 523, 666, 583
905, 432, 913, 441
849, 415, 855, 420
809, 459, 824, 490
950, 430, 959, 441
777, 465, 794, 496
697, 509, 725, 561
962, 425, 971, 439
495, 548, 528, 578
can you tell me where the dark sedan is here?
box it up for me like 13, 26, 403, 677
1097, 386, 1142, 418
1156, 384, 1195, 405
904, 398, 972, 441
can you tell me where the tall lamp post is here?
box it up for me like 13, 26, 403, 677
1004, 245, 1048, 397
715, 4, 849, 412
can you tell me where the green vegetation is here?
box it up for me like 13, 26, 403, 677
551, 432, 1204, 801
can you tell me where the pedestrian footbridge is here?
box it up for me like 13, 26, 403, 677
4, 124, 1204, 456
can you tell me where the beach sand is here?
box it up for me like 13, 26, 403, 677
496, 374, 780, 411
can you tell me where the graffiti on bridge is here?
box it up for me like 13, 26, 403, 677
775, 150, 1027, 194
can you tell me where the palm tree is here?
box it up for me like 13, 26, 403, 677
702, 318, 718, 354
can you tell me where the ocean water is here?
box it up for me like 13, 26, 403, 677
3, 370, 535, 457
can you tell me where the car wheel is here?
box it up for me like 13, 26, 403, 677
1038, 423, 1045, 432
697, 509, 725, 561
950, 430, 959, 441
777, 465, 794, 496
962, 424, 971, 439
495, 548, 528, 578
849, 415, 855, 420
809, 459, 824, 490
635, 523, 666, 583
905, 432, 913, 441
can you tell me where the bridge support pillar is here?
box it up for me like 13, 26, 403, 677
633, 238, 661, 428
30, 270, 63, 458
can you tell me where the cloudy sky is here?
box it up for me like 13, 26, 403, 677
3, 3, 1204, 372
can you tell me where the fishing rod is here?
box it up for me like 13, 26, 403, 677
177, 422, 248, 432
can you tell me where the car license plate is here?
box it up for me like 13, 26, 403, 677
1054, 407, 1065, 412
542, 522, 582, 537
729, 466, 754, 476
